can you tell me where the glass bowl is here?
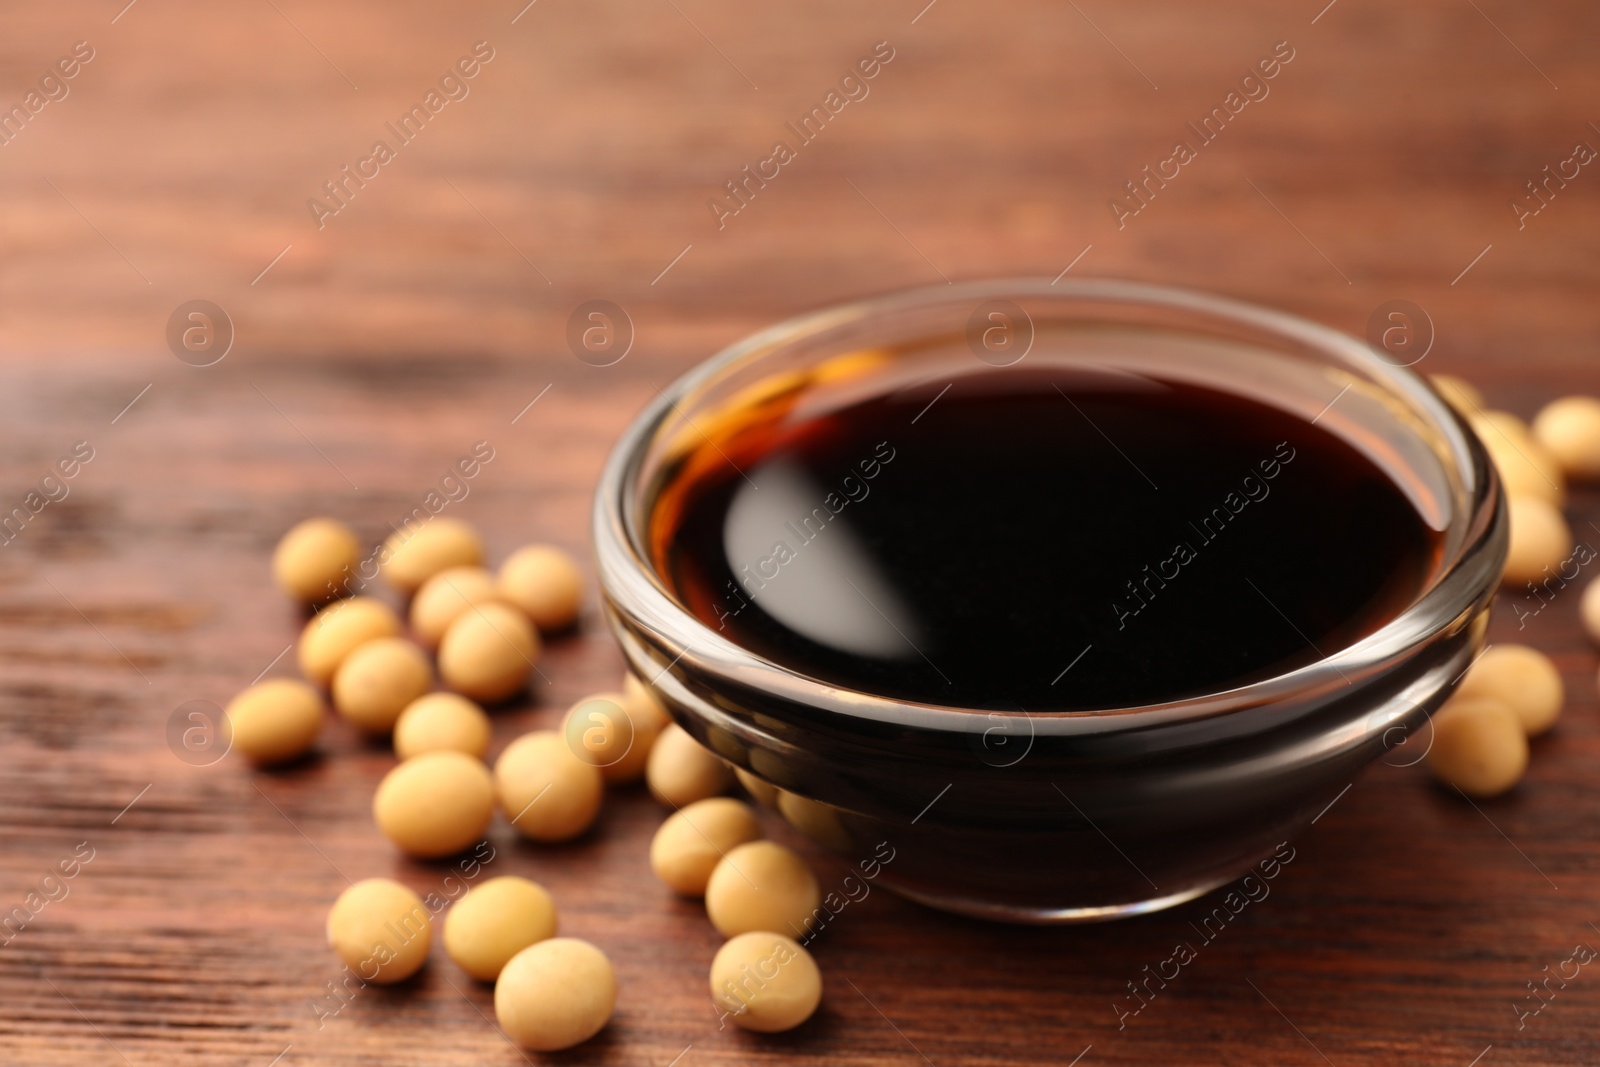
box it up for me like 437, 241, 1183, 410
593, 279, 1506, 922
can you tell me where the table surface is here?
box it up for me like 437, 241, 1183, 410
3, 1, 1599, 1064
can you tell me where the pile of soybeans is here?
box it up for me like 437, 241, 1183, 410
1422, 378, 1600, 797
226, 515, 824, 1051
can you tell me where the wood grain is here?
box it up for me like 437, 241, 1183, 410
1, 0, 1599, 1064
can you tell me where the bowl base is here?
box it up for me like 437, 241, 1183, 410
886, 876, 1233, 924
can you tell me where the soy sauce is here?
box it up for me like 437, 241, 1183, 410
653, 366, 1438, 710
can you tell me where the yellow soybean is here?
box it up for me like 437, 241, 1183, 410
410, 566, 503, 649
438, 602, 539, 703
776, 790, 853, 852
497, 545, 584, 632
1426, 698, 1528, 798
1473, 412, 1565, 506
381, 517, 484, 595
326, 878, 432, 984
1430, 374, 1482, 416
273, 518, 361, 604
1503, 496, 1572, 586
735, 767, 780, 808
647, 724, 734, 808
565, 692, 664, 785
621, 673, 674, 734
1455, 644, 1563, 736
710, 932, 822, 1032
373, 751, 495, 859
494, 731, 604, 842
650, 797, 762, 896
331, 637, 433, 734
705, 841, 821, 939
444, 876, 558, 981
225, 678, 322, 766
393, 692, 491, 760
1582, 578, 1600, 647
297, 596, 401, 686
495, 938, 616, 1051
1533, 396, 1600, 479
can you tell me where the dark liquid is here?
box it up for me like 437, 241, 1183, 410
653, 366, 1439, 710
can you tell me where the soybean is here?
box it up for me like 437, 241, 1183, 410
647, 723, 735, 808
735, 767, 780, 808
297, 596, 401, 686
710, 932, 822, 1033
776, 789, 853, 852
1582, 578, 1600, 646
650, 797, 762, 896
273, 518, 361, 604
1426, 698, 1528, 798
497, 545, 584, 632
381, 517, 484, 595
1473, 412, 1565, 506
494, 731, 604, 842
373, 751, 495, 858
444, 875, 558, 981
410, 566, 503, 649
326, 878, 432, 984
438, 602, 539, 703
621, 673, 674, 734
1430, 374, 1482, 416
332, 637, 432, 734
1503, 496, 1572, 586
1533, 396, 1600, 480
1455, 644, 1562, 736
1481, 409, 1535, 442
394, 692, 491, 760
494, 938, 615, 1051
705, 840, 821, 939
565, 692, 664, 785
225, 678, 323, 766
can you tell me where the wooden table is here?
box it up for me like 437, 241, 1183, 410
3, 1, 1598, 1063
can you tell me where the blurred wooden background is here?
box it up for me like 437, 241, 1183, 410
1, 0, 1598, 1064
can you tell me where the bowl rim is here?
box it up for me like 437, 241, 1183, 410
592, 277, 1504, 736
